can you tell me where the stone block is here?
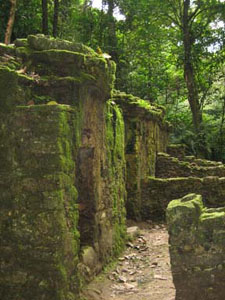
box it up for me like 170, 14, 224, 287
167, 194, 225, 300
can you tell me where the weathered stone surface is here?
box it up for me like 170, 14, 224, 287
0, 34, 169, 299
77, 99, 127, 269
27, 34, 97, 56
166, 144, 186, 159
167, 194, 225, 300
140, 175, 225, 220
156, 152, 225, 178
184, 155, 223, 167
141, 177, 203, 220
0, 35, 136, 299
0, 105, 80, 300
112, 92, 170, 220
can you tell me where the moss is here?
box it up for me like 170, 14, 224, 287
200, 211, 225, 221
167, 193, 203, 211
0, 104, 81, 299
168, 143, 186, 149
0, 43, 15, 56
39, 74, 95, 86
15, 46, 32, 61
15, 38, 29, 48
27, 34, 97, 56
0, 66, 22, 112
105, 100, 126, 258
167, 194, 203, 228
30, 49, 86, 76
112, 91, 165, 122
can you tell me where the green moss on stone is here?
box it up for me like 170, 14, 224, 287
0, 66, 24, 112
0, 103, 81, 299
15, 46, 32, 61
0, 43, 15, 56
112, 91, 166, 122
27, 34, 97, 56
167, 194, 203, 227
105, 100, 126, 258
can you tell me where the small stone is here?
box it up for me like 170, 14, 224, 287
118, 275, 127, 283
127, 226, 140, 239
126, 242, 134, 248
121, 268, 129, 273
154, 274, 167, 280
139, 246, 148, 252
118, 257, 125, 261
138, 236, 147, 243
124, 282, 137, 290
129, 270, 137, 275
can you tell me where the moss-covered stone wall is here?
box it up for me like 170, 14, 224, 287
156, 152, 225, 178
167, 194, 225, 300
0, 34, 169, 298
141, 175, 225, 220
166, 144, 187, 159
0, 34, 137, 298
112, 92, 170, 220
78, 100, 127, 280
0, 105, 80, 300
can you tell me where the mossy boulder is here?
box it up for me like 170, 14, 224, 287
167, 194, 225, 300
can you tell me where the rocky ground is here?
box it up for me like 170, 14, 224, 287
81, 222, 175, 300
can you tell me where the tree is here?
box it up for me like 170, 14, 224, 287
4, 0, 17, 44
103, 0, 118, 62
157, 0, 225, 134
42, 0, 48, 35
53, 0, 59, 37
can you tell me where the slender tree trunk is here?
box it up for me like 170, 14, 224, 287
42, 0, 48, 35
53, 0, 59, 37
183, 0, 202, 134
106, 0, 118, 62
4, 0, 17, 45
218, 97, 225, 157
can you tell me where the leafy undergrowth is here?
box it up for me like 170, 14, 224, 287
81, 221, 175, 300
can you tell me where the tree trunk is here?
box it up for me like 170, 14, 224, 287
53, 0, 59, 37
4, 0, 17, 45
42, 0, 48, 35
182, 0, 202, 133
106, 0, 118, 62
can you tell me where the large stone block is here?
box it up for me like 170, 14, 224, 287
167, 194, 225, 300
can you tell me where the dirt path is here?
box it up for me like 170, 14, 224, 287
82, 222, 175, 300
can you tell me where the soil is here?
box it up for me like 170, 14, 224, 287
81, 221, 176, 300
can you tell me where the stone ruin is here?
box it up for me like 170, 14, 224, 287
157, 146, 225, 300
167, 193, 225, 300
1, 34, 225, 300
141, 145, 225, 220
0, 35, 169, 299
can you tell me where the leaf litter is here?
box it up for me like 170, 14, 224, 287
81, 222, 175, 300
